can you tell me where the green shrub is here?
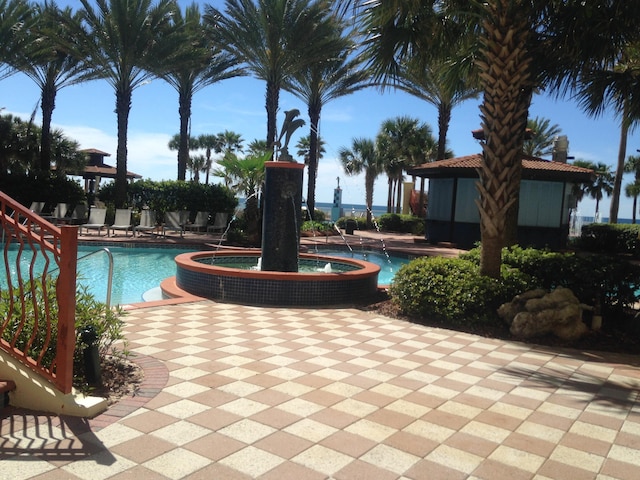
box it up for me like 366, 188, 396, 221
0, 277, 127, 388
301, 220, 332, 233
389, 256, 532, 325
336, 216, 368, 230
575, 223, 640, 257
376, 213, 425, 234
461, 245, 640, 321
0, 172, 86, 207
98, 179, 237, 215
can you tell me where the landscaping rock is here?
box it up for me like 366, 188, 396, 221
497, 287, 589, 340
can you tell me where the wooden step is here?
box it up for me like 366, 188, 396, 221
0, 380, 16, 408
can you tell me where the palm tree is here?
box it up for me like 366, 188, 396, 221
523, 116, 562, 158
376, 116, 436, 213
0, 0, 32, 81
65, 0, 179, 207
397, 57, 479, 161
624, 155, 640, 223
204, 0, 339, 149
10, 2, 87, 173
296, 135, 326, 166
338, 137, 383, 228
284, 19, 369, 215
360, 0, 640, 277
573, 160, 614, 221
214, 150, 271, 245
157, 3, 242, 181
197, 133, 223, 185
218, 130, 244, 154
188, 154, 207, 184
574, 44, 640, 224
625, 182, 640, 224
246, 139, 269, 156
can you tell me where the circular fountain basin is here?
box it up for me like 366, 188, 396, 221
174, 249, 381, 306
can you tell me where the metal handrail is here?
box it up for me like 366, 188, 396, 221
48, 247, 114, 308
76, 248, 114, 308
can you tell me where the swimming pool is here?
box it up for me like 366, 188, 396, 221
1, 245, 412, 305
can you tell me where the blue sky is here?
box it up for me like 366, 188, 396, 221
2, 0, 640, 219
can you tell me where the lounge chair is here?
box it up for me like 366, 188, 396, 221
134, 210, 158, 236
68, 204, 88, 225
41, 203, 69, 224
108, 208, 133, 236
29, 201, 46, 214
207, 212, 229, 234
162, 210, 188, 237
79, 208, 107, 236
185, 211, 209, 234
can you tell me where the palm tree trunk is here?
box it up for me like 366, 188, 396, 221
609, 104, 630, 224
115, 87, 132, 208
365, 170, 375, 228
177, 89, 192, 182
39, 76, 56, 173
437, 102, 451, 161
476, 0, 532, 278
306, 104, 321, 216
632, 195, 637, 224
266, 79, 279, 152
387, 177, 393, 213
395, 176, 402, 214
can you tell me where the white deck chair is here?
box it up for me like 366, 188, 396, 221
207, 212, 229, 234
162, 211, 188, 237
134, 210, 158, 236
185, 211, 209, 234
108, 208, 133, 237
79, 208, 107, 236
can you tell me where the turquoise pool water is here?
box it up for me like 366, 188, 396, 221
2, 246, 411, 305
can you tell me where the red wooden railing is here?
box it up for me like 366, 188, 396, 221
0, 192, 77, 394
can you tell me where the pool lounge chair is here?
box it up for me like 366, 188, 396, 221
79, 208, 107, 236
108, 208, 133, 237
207, 212, 229, 234
41, 203, 69, 224
163, 210, 188, 237
185, 211, 209, 234
134, 210, 158, 236
67, 204, 88, 225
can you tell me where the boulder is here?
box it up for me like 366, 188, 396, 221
498, 287, 589, 340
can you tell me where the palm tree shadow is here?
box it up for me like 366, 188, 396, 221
0, 410, 116, 464
499, 365, 640, 411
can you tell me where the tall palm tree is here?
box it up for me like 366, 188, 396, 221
376, 116, 436, 213
65, 0, 179, 207
338, 137, 383, 227
197, 133, 223, 185
624, 182, 640, 224
204, 0, 339, 149
574, 44, 640, 224
157, 3, 242, 181
624, 155, 640, 223
296, 135, 326, 166
284, 19, 369, 215
10, 2, 87, 173
360, 0, 640, 277
522, 116, 562, 158
0, 0, 32, 81
397, 57, 479, 161
573, 159, 614, 221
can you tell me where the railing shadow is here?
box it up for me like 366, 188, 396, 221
0, 410, 116, 464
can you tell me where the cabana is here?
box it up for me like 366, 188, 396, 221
407, 154, 594, 250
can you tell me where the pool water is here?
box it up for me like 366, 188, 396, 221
2, 246, 411, 305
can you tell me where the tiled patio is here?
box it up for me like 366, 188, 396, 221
1, 300, 639, 479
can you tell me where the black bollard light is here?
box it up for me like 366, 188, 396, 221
80, 325, 102, 387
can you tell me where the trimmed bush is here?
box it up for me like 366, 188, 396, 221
390, 256, 531, 325
575, 223, 640, 257
377, 213, 424, 234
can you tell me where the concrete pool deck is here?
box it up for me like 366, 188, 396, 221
1, 231, 639, 479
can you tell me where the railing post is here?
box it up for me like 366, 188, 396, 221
56, 226, 78, 394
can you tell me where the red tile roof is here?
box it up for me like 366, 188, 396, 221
407, 153, 594, 182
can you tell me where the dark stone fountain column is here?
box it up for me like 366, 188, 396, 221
261, 161, 305, 272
